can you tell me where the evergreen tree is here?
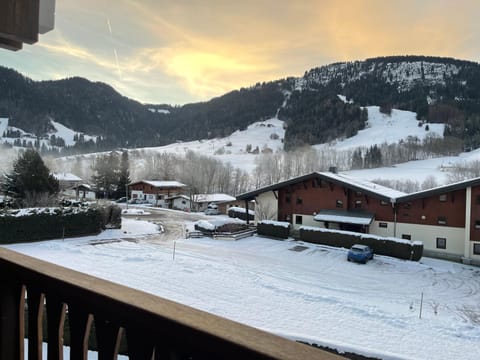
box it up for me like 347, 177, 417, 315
91, 151, 120, 199
351, 149, 363, 169
116, 150, 130, 199
1, 149, 59, 201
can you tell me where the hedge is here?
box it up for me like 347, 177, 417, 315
257, 220, 291, 239
299, 226, 423, 261
0, 204, 121, 244
227, 208, 254, 221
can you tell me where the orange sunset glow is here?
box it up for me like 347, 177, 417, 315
1, 0, 479, 104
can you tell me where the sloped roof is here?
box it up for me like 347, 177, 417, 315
129, 180, 186, 188
193, 193, 236, 203
397, 177, 480, 202
314, 210, 374, 225
237, 171, 405, 202
53, 173, 82, 182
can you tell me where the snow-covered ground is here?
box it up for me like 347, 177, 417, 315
138, 117, 285, 172
5, 218, 480, 360
345, 148, 480, 184
50, 120, 97, 146
316, 106, 444, 151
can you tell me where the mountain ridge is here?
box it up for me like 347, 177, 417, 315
1, 55, 480, 154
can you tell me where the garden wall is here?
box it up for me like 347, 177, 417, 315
299, 226, 423, 261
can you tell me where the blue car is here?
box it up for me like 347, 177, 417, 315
347, 244, 374, 264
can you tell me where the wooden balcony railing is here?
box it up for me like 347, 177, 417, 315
0, 247, 342, 360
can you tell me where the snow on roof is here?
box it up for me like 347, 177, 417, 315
237, 171, 406, 201
193, 193, 236, 203
75, 184, 92, 190
166, 194, 190, 201
317, 172, 406, 199
195, 218, 245, 230
228, 206, 255, 215
313, 210, 374, 225
53, 172, 82, 181
134, 180, 186, 188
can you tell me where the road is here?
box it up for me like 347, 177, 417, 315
122, 206, 210, 242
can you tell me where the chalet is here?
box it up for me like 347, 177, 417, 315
128, 180, 186, 207
165, 193, 244, 214
165, 195, 191, 211
190, 193, 237, 212
237, 171, 480, 266
53, 173, 83, 191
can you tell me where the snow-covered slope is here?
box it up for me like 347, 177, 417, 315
0, 118, 97, 149
300, 59, 462, 93
318, 106, 444, 151
50, 120, 97, 146
139, 117, 285, 172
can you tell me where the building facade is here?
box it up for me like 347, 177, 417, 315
128, 180, 186, 207
237, 172, 480, 265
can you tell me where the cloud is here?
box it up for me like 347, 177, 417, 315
4, 0, 480, 105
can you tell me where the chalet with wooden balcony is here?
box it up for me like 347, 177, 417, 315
237, 172, 480, 265
128, 180, 186, 207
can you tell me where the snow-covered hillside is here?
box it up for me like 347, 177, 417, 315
317, 105, 444, 151
0, 118, 97, 149
300, 59, 461, 93
139, 117, 285, 172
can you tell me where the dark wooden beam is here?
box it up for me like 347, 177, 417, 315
0, 0, 40, 44
0, 36, 22, 50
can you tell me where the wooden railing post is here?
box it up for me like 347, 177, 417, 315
95, 317, 123, 360
0, 281, 25, 360
27, 288, 45, 360
46, 296, 66, 360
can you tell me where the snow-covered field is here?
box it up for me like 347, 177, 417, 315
5, 217, 480, 360
138, 117, 285, 172
318, 106, 444, 151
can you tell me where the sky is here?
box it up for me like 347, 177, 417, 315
1, 0, 480, 105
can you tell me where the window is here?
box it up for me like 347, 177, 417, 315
295, 215, 303, 225
439, 194, 447, 202
296, 197, 303, 205
437, 216, 447, 225
476, 195, 480, 205
403, 202, 411, 209
285, 195, 291, 203
354, 200, 362, 208
355, 191, 362, 197
181, 200, 186, 205
402, 234, 411, 240
379, 222, 388, 228
474, 243, 480, 255
436, 237, 447, 249
475, 220, 480, 229
380, 200, 389, 206
157, 194, 164, 200
336, 199, 343, 208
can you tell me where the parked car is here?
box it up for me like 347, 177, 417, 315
347, 244, 374, 264
128, 198, 149, 204
115, 197, 127, 203
204, 208, 221, 215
